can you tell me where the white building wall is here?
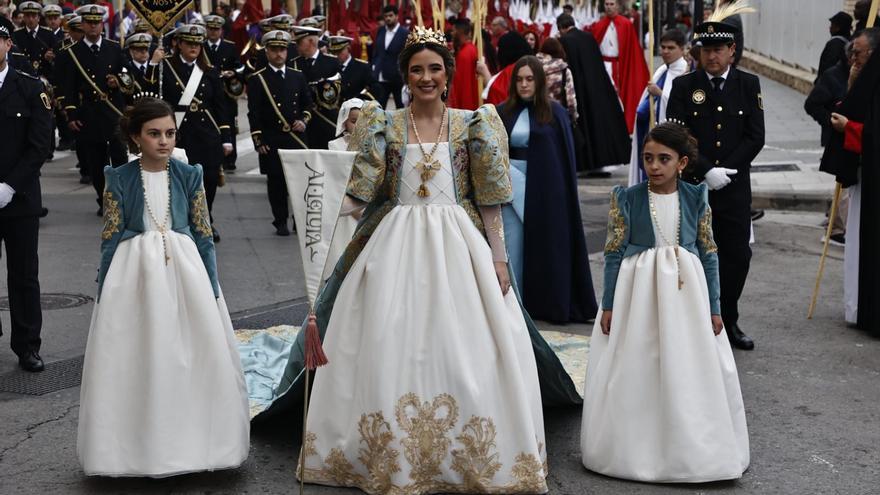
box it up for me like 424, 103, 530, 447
741, 0, 848, 73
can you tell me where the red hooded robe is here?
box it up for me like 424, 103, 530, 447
590, 15, 649, 134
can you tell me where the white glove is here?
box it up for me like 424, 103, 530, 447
0, 183, 15, 209
703, 167, 738, 190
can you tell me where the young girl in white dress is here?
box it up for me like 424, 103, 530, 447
77, 97, 250, 477
581, 122, 749, 483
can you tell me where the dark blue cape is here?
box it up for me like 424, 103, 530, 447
498, 101, 599, 323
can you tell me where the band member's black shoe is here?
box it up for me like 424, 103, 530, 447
726, 323, 755, 350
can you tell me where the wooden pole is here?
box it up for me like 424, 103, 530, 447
647, 0, 656, 128
807, 0, 878, 319
807, 183, 841, 319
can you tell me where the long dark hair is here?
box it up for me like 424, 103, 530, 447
398, 42, 456, 100
644, 121, 698, 166
119, 97, 176, 149
502, 55, 552, 125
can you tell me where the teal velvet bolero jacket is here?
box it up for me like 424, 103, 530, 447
98, 158, 218, 299
602, 181, 721, 315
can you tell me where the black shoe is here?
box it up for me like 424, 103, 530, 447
79, 175, 92, 185
18, 351, 45, 372
39, 207, 49, 218
275, 223, 291, 236
212, 227, 221, 243
222, 163, 237, 171
726, 323, 755, 350
827, 233, 846, 246
96, 207, 103, 217
751, 209, 765, 221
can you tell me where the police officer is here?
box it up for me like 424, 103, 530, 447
61, 4, 131, 215
122, 32, 153, 98
11, 1, 56, 77
53, 15, 88, 181
666, 19, 765, 350
329, 35, 381, 102
246, 15, 298, 74
0, 20, 52, 372
43, 5, 64, 44
204, 14, 244, 172
247, 30, 312, 236
292, 25, 341, 150
147, 24, 232, 242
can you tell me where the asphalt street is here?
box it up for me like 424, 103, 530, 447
0, 92, 878, 493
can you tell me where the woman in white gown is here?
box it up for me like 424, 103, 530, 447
77, 98, 250, 477
296, 27, 557, 494
581, 123, 749, 483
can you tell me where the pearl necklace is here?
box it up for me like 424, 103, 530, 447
648, 182, 683, 290
409, 105, 447, 198
140, 160, 172, 265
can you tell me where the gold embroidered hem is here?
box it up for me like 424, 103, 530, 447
102, 191, 121, 240
190, 190, 213, 238
297, 392, 548, 495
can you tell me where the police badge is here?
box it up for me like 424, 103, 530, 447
692, 89, 706, 104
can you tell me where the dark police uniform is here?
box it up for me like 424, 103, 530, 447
60, 36, 130, 210
0, 57, 52, 370
247, 61, 312, 233
666, 21, 765, 349
12, 26, 56, 78
340, 56, 381, 101
293, 51, 342, 150
204, 36, 244, 170
147, 47, 232, 221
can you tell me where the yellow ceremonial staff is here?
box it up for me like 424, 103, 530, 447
472, 0, 486, 105
808, 0, 879, 319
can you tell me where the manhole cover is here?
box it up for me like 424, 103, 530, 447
0, 293, 92, 311
0, 356, 83, 395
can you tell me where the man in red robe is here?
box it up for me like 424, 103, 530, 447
449, 19, 480, 110
590, 0, 649, 134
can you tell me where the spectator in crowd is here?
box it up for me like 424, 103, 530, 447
817, 12, 853, 79
808, 40, 853, 247
536, 37, 577, 121
372, 5, 408, 109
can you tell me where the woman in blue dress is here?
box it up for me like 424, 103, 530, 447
496, 55, 598, 323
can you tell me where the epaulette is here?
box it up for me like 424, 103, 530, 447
286, 65, 301, 72
13, 27, 24, 32
222, 39, 235, 45
353, 58, 368, 65
104, 38, 119, 45
39, 26, 52, 31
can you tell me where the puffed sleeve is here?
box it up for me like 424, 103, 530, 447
602, 186, 630, 310
345, 100, 387, 203
695, 184, 721, 315
97, 166, 125, 301
468, 104, 513, 206
187, 165, 220, 298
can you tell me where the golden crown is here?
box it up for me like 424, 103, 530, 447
404, 26, 446, 49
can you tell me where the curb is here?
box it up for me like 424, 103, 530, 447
752, 191, 830, 212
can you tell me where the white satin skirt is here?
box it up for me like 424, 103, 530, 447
581, 246, 749, 483
299, 204, 548, 494
78, 231, 250, 477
